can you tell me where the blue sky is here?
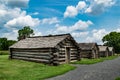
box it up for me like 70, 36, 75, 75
0, 0, 120, 44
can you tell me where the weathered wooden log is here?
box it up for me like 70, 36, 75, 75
70, 57, 77, 60
70, 48, 77, 50
59, 55, 65, 58
70, 55, 77, 57
71, 51, 78, 53
12, 49, 53, 52
59, 52, 65, 54
58, 58, 66, 61
12, 52, 52, 56
12, 56, 51, 63
12, 54, 53, 60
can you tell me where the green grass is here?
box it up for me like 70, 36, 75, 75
71, 56, 118, 64
0, 55, 75, 80
0, 51, 9, 55
115, 77, 120, 80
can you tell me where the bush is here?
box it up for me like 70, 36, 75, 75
0, 51, 9, 55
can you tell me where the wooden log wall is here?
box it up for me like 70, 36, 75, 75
80, 50, 92, 58
10, 48, 54, 64
58, 38, 80, 64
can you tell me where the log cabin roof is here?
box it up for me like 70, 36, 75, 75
108, 47, 113, 51
78, 43, 98, 50
98, 46, 108, 52
10, 34, 78, 49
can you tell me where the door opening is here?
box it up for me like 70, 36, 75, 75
66, 47, 70, 63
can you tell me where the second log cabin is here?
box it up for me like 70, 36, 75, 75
78, 43, 99, 59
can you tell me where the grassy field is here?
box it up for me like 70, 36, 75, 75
71, 56, 118, 64
0, 55, 75, 80
0, 51, 9, 55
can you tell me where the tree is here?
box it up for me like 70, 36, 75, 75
7, 40, 17, 47
0, 38, 8, 50
102, 32, 120, 53
18, 26, 34, 41
0, 38, 16, 50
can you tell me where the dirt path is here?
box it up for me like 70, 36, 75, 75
47, 57, 120, 80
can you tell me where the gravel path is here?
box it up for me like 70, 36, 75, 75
47, 57, 120, 80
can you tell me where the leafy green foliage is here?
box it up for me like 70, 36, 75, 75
102, 32, 120, 53
7, 40, 17, 47
0, 38, 16, 50
18, 26, 34, 41
0, 55, 75, 80
71, 56, 118, 64
0, 38, 8, 50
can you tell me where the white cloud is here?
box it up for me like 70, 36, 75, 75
32, 12, 39, 15
5, 15, 40, 29
94, 0, 115, 7
64, 0, 116, 17
71, 32, 89, 38
76, 1, 87, 11
56, 20, 93, 33
0, 0, 41, 40
86, 29, 109, 44
41, 17, 60, 25
64, 1, 87, 18
69, 20, 93, 31
0, 0, 40, 29
34, 32, 42, 36
64, 6, 78, 18
113, 28, 120, 32
2, 30, 18, 40
85, 0, 115, 15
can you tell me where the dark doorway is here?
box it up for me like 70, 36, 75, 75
66, 47, 70, 63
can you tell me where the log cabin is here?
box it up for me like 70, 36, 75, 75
108, 47, 114, 56
9, 34, 80, 65
78, 43, 99, 59
98, 46, 109, 57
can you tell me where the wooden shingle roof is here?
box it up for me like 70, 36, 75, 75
10, 34, 72, 49
98, 46, 108, 52
78, 43, 97, 50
